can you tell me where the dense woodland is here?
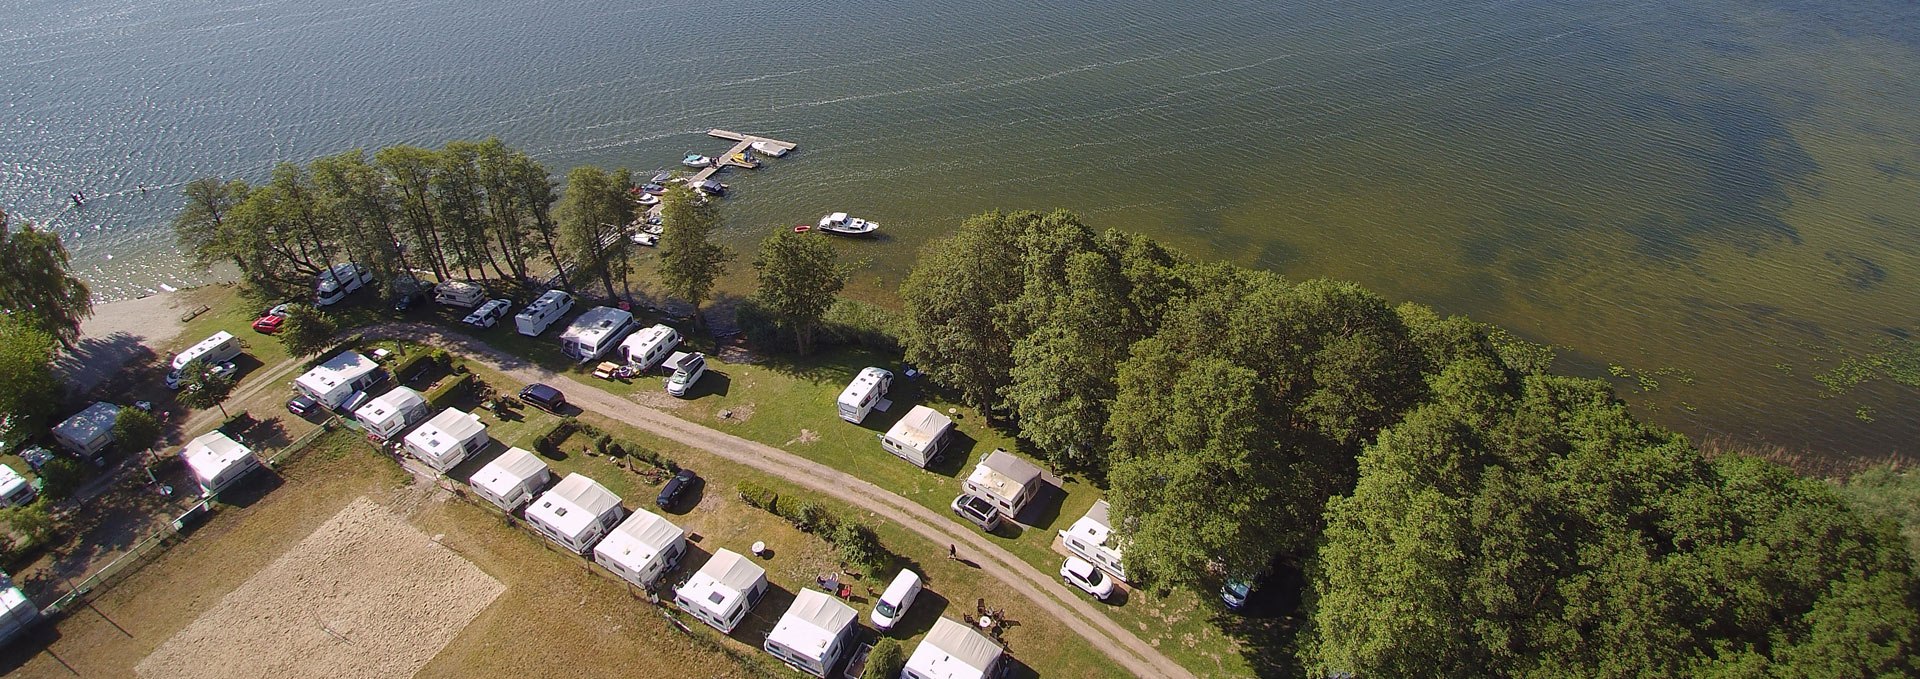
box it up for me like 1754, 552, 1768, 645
898, 210, 1919, 676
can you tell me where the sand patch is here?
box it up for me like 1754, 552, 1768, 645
136, 497, 505, 679
785, 429, 821, 446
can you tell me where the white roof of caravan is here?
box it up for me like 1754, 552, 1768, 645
768, 589, 857, 658
1068, 500, 1120, 550
905, 617, 1005, 679
559, 306, 633, 344
405, 408, 487, 459
354, 386, 426, 426
593, 509, 686, 572
838, 367, 891, 405
180, 430, 252, 483
679, 549, 766, 614
0, 585, 30, 616
517, 289, 571, 319
173, 331, 235, 371
0, 464, 27, 495
469, 447, 548, 498
619, 324, 678, 353
295, 351, 379, 394
967, 450, 1043, 499
527, 473, 623, 539
53, 402, 119, 444
885, 406, 953, 449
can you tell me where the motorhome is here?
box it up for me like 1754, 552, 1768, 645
674, 549, 768, 634
0, 465, 36, 508
468, 447, 551, 512
314, 262, 373, 306
515, 289, 575, 337
292, 351, 383, 412
52, 402, 120, 460
592, 509, 689, 589
880, 405, 954, 468
524, 473, 626, 554
558, 306, 638, 362
1059, 499, 1129, 583
166, 331, 242, 386
902, 617, 1007, 679
836, 367, 892, 424
434, 280, 487, 308
179, 430, 260, 496
962, 449, 1044, 517
353, 386, 430, 441
403, 408, 491, 473
618, 324, 682, 370
764, 589, 859, 678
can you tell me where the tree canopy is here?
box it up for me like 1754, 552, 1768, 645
278, 303, 337, 357
175, 358, 237, 417
750, 227, 848, 355
556, 165, 633, 299
0, 209, 93, 347
0, 315, 60, 451
656, 184, 732, 319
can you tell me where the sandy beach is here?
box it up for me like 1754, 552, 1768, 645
56, 290, 195, 397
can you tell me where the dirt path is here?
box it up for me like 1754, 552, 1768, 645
368, 324, 1194, 679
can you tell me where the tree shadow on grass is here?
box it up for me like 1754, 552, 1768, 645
1213, 561, 1309, 678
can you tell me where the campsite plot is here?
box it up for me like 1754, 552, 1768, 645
135, 497, 504, 679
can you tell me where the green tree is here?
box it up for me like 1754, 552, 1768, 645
36, 457, 88, 501
861, 638, 905, 679
175, 358, 237, 418
374, 145, 451, 281
750, 226, 848, 354
556, 166, 634, 298
897, 211, 1033, 412
172, 177, 253, 272
0, 315, 60, 451
509, 152, 567, 289
113, 406, 161, 454
473, 138, 533, 280
0, 501, 55, 547
1836, 463, 1920, 565
277, 303, 337, 357
656, 184, 733, 321
0, 209, 93, 347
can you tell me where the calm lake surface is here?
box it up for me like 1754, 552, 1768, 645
3, 0, 1917, 463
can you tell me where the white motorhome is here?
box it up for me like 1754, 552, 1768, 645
166, 331, 243, 384
1059, 499, 1128, 583
764, 589, 859, 678
353, 386, 430, 441
962, 449, 1044, 517
403, 408, 491, 473
558, 306, 638, 362
880, 405, 954, 468
836, 367, 892, 424
314, 262, 373, 306
434, 280, 487, 308
0, 576, 40, 648
293, 351, 383, 411
468, 447, 552, 513
674, 548, 768, 634
618, 324, 682, 370
592, 509, 688, 589
179, 430, 260, 496
902, 617, 1007, 679
524, 473, 626, 554
52, 402, 120, 460
514, 289, 575, 337
0, 465, 36, 508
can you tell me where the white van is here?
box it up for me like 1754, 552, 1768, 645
165, 331, 243, 388
665, 352, 707, 398
618, 324, 682, 370
434, 280, 487, 308
515, 289, 575, 337
869, 569, 923, 631
836, 367, 892, 424
314, 262, 373, 306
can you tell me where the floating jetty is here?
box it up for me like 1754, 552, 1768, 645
642, 129, 797, 222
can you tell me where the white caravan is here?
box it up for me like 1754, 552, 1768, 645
558, 306, 638, 362
675, 549, 768, 634
903, 617, 1007, 679
179, 430, 260, 496
515, 289, 575, 337
1059, 499, 1129, 583
434, 280, 487, 308
0, 576, 40, 648
962, 449, 1044, 517
880, 405, 954, 468
524, 473, 626, 554
293, 351, 383, 411
836, 367, 892, 424
592, 509, 689, 589
314, 262, 373, 306
403, 408, 491, 473
52, 402, 120, 460
166, 331, 243, 386
764, 589, 859, 678
618, 324, 682, 371
468, 447, 552, 512
0, 465, 37, 508
353, 386, 430, 441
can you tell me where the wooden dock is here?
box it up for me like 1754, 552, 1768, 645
685, 129, 796, 185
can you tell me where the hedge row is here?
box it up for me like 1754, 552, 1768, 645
735, 481, 891, 576
534, 421, 678, 472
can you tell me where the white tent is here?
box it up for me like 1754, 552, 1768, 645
962, 449, 1044, 516
1059, 499, 1128, 582
354, 386, 429, 441
467, 447, 551, 512
764, 589, 859, 677
524, 473, 625, 554
180, 430, 260, 495
592, 509, 688, 588
902, 617, 1006, 679
403, 408, 490, 473
674, 548, 768, 633
881, 405, 953, 468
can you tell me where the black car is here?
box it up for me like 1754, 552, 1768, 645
287, 393, 320, 415
518, 383, 566, 413
390, 288, 427, 312
656, 469, 700, 510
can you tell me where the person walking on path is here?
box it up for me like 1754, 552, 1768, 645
948, 544, 957, 560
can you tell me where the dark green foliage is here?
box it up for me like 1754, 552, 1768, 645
831, 521, 889, 576
0, 501, 55, 562
175, 357, 237, 416
751, 226, 850, 354
778, 499, 833, 533
533, 421, 579, 458
277, 303, 337, 357
898, 211, 1032, 411
736, 481, 777, 510
862, 638, 906, 679
556, 166, 634, 298
738, 298, 904, 355
113, 406, 161, 454
0, 315, 60, 451
1836, 463, 1920, 566
592, 433, 613, 454
0, 210, 92, 347
37, 457, 89, 501
657, 184, 733, 317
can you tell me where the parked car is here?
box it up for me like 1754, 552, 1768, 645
518, 383, 566, 413
1221, 578, 1255, 610
464, 298, 513, 328
287, 393, 320, 415
251, 313, 285, 334
1061, 556, 1116, 601
950, 493, 1003, 532
390, 286, 428, 312
665, 352, 706, 397
656, 469, 700, 510
869, 569, 923, 631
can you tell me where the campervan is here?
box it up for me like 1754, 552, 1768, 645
664, 352, 707, 397
0, 465, 37, 508
0, 576, 40, 647
1059, 499, 1129, 582
618, 324, 682, 371
52, 402, 120, 460
434, 280, 487, 308
353, 386, 430, 441
165, 331, 243, 388
515, 289, 575, 336
314, 262, 373, 306
880, 405, 954, 468
962, 449, 1044, 517
836, 367, 892, 424
292, 351, 384, 412
764, 589, 859, 678
524, 474, 626, 554
558, 306, 638, 362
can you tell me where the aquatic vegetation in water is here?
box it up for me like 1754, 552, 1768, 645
1854, 406, 1876, 423
1816, 338, 1920, 396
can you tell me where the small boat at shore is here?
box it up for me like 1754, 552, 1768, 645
816, 212, 878, 237
750, 141, 789, 157
682, 153, 712, 168
631, 232, 658, 247
636, 193, 660, 206
729, 152, 760, 168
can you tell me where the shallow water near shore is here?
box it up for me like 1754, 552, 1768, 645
2, 0, 1917, 463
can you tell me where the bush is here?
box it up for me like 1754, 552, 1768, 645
0, 502, 55, 546
821, 299, 904, 354
534, 421, 579, 457
37, 457, 89, 501
113, 406, 161, 453
831, 521, 889, 576
862, 638, 905, 679
424, 373, 473, 408
593, 433, 613, 454
737, 481, 777, 510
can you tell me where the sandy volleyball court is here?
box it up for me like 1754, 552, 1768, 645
135, 497, 505, 679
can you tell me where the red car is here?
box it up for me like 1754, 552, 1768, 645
251, 314, 284, 334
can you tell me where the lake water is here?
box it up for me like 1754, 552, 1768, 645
3, 0, 1917, 463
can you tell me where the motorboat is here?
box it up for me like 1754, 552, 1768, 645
816, 212, 879, 236
631, 232, 659, 247
636, 193, 660, 206
644, 222, 663, 235
693, 179, 727, 196
681, 153, 712, 168
640, 182, 667, 195
650, 171, 674, 184
729, 152, 760, 168
750, 141, 789, 157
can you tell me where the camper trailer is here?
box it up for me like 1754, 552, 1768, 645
764, 589, 859, 678
515, 289, 575, 337
314, 262, 373, 306
0, 465, 36, 508
0, 575, 40, 648
468, 447, 552, 513
180, 430, 260, 496
165, 331, 243, 387
293, 351, 383, 412
1059, 499, 1128, 583
353, 386, 430, 441
618, 324, 682, 370
880, 405, 954, 468
558, 306, 638, 362
434, 280, 487, 308
962, 449, 1044, 517
592, 509, 689, 589
403, 408, 491, 473
674, 549, 768, 634
902, 617, 1007, 679
836, 368, 892, 424
524, 473, 626, 554
52, 402, 120, 460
